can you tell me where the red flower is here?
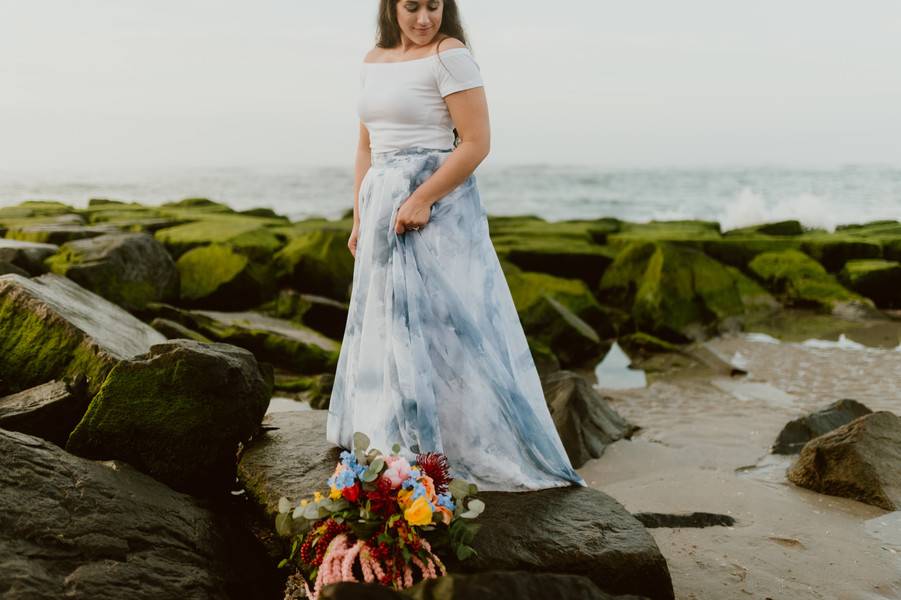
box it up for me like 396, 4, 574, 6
368, 477, 397, 517
342, 481, 361, 503
416, 451, 451, 495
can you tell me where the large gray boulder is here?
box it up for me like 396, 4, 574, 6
787, 411, 901, 510
0, 428, 272, 599
541, 370, 638, 468
0, 273, 166, 396
44, 232, 179, 310
67, 339, 272, 496
237, 411, 674, 600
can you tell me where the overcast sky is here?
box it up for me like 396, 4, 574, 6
2, 0, 901, 170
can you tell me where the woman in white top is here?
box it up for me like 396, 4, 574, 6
326, 0, 586, 491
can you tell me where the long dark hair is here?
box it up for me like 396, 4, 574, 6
376, 0, 468, 50
375, 0, 472, 147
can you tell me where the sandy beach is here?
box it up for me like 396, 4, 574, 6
577, 316, 901, 600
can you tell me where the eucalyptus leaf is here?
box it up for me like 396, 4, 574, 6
391, 443, 401, 454
292, 505, 304, 519
449, 478, 471, 500
353, 432, 370, 451
277, 558, 288, 569
361, 470, 378, 483
275, 513, 293, 537
302, 503, 320, 520
277, 497, 292, 514
466, 498, 485, 516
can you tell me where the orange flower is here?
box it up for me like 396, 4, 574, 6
435, 506, 453, 525
420, 475, 437, 502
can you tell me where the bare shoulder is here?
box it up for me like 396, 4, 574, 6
435, 36, 466, 52
363, 46, 383, 63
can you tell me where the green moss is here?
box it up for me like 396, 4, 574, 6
799, 234, 883, 272
177, 244, 249, 301
0, 288, 114, 395
599, 242, 757, 342
155, 217, 283, 259
66, 345, 269, 493
748, 249, 866, 311
274, 229, 356, 301
839, 259, 901, 308
618, 332, 682, 356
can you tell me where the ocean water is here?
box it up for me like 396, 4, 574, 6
2, 164, 900, 231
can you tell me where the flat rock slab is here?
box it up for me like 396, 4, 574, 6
0, 378, 89, 447
0, 428, 248, 599
0, 273, 166, 395
237, 411, 674, 600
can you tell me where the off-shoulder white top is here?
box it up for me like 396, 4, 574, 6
357, 47, 484, 153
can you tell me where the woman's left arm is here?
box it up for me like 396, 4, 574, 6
393, 86, 490, 233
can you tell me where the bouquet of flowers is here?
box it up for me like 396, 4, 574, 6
275, 432, 484, 599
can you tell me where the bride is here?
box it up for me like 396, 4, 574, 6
326, 0, 586, 492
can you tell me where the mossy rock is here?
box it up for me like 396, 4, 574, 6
618, 332, 683, 358
154, 217, 284, 260
599, 242, 773, 342
5, 223, 121, 245
0, 201, 75, 220
839, 259, 901, 308
0, 273, 166, 396
748, 249, 871, 313
147, 305, 340, 374
149, 317, 212, 342
494, 237, 617, 288
273, 228, 356, 301
260, 289, 349, 341
724, 220, 805, 237
799, 235, 883, 272
160, 197, 235, 213
44, 233, 179, 311
66, 339, 271, 495
502, 262, 615, 339
176, 243, 276, 310
269, 217, 354, 241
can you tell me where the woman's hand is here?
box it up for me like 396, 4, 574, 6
348, 222, 360, 258
393, 196, 431, 234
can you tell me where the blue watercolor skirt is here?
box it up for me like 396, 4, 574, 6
326, 146, 586, 492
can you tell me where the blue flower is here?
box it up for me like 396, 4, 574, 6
327, 466, 357, 490
339, 450, 367, 479
411, 481, 428, 500
436, 492, 455, 511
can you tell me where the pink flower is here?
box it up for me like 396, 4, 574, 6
381, 456, 412, 489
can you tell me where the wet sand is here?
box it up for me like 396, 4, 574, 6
576, 316, 901, 600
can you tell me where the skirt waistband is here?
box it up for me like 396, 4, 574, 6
370, 146, 454, 167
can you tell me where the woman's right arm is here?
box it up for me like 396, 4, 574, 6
352, 120, 371, 227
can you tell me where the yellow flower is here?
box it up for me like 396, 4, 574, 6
329, 485, 342, 500
313, 491, 323, 503
396, 488, 414, 509
300, 499, 310, 507
403, 495, 434, 526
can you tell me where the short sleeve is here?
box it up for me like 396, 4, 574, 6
435, 49, 484, 98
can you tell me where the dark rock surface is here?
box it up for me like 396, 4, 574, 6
541, 370, 638, 468
773, 399, 873, 454
67, 339, 271, 495
787, 411, 901, 510
320, 571, 652, 600
0, 377, 89, 447
0, 428, 272, 599
0, 238, 59, 274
